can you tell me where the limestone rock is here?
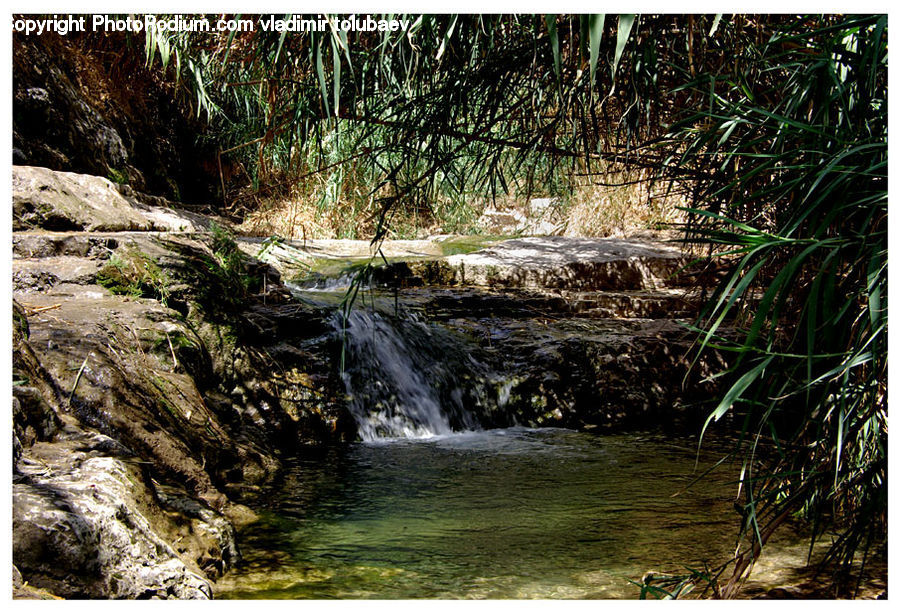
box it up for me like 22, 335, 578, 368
12, 166, 203, 232
14, 441, 213, 599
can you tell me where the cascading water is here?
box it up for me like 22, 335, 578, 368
223, 258, 849, 600
335, 309, 497, 441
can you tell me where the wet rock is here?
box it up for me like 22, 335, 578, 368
13, 269, 60, 293
14, 256, 107, 291
13, 232, 120, 259
152, 485, 242, 579
12, 175, 352, 598
13, 385, 61, 457
479, 317, 724, 430
12, 564, 63, 600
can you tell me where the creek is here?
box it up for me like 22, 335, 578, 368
216, 428, 819, 599
216, 285, 816, 599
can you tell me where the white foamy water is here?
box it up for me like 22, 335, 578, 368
336, 309, 484, 441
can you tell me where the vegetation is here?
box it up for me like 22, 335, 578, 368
142, 14, 887, 596
207, 222, 254, 292
191, 221, 267, 310
144, 15, 694, 237
672, 15, 887, 597
97, 248, 173, 305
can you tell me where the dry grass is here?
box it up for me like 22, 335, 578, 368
562, 169, 687, 238
238, 196, 341, 240
237, 195, 453, 240
235, 164, 687, 240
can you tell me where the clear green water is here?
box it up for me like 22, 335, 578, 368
216, 428, 812, 599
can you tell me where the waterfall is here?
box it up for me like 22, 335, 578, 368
335, 309, 490, 441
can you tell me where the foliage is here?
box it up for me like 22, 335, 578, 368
143, 13, 887, 596
203, 221, 262, 300
107, 167, 130, 185
97, 249, 172, 305
667, 14, 887, 596
634, 566, 719, 600
144, 14, 689, 235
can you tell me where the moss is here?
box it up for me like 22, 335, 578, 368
530, 394, 548, 410
301, 257, 370, 280
199, 222, 262, 305
107, 167, 129, 185
157, 396, 179, 419
437, 235, 504, 256
145, 329, 202, 370
147, 373, 184, 420
97, 249, 172, 305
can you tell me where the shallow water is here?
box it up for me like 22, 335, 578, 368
217, 428, 820, 599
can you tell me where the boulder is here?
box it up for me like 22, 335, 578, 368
12, 166, 207, 232
14, 437, 214, 599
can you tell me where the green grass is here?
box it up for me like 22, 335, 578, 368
97, 249, 172, 305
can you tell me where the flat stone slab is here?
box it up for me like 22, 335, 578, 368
446, 236, 681, 269
237, 236, 451, 262
383, 236, 687, 291
245, 234, 677, 265
13, 256, 105, 291
236, 235, 502, 272
288, 238, 450, 259
263, 234, 686, 292
13, 165, 214, 233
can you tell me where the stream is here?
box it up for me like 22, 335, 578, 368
216, 428, 821, 599
216, 283, 821, 599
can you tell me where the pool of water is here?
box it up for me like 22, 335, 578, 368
216, 428, 816, 599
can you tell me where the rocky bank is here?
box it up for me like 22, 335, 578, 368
12, 166, 351, 598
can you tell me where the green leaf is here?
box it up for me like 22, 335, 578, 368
588, 14, 606, 91
314, 33, 330, 116
612, 14, 635, 86
436, 15, 459, 61
145, 28, 157, 68
700, 356, 774, 445
158, 36, 170, 69
273, 20, 289, 66
332, 37, 341, 118
544, 15, 561, 82
221, 15, 241, 66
